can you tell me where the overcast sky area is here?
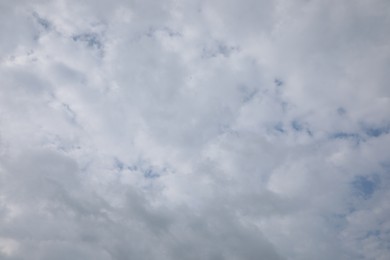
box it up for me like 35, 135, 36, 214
0, 0, 390, 259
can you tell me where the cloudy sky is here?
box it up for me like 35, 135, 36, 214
0, 0, 390, 259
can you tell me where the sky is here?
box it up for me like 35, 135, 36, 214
0, 0, 390, 259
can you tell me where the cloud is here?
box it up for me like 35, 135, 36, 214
0, 0, 390, 259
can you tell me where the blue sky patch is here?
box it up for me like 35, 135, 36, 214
114, 158, 124, 171
364, 125, 390, 138
238, 85, 258, 103
352, 175, 379, 199
33, 12, 51, 30
330, 132, 362, 144
274, 122, 285, 133
143, 168, 160, 179
337, 107, 346, 115
291, 120, 303, 131
72, 33, 102, 49
274, 78, 283, 86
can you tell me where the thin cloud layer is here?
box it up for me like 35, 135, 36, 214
0, 0, 389, 259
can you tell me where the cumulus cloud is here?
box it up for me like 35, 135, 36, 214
0, 0, 389, 259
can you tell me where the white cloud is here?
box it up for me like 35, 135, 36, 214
0, 0, 389, 259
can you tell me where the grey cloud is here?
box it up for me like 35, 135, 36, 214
1, 0, 390, 259
0, 149, 285, 260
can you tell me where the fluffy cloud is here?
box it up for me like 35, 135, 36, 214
0, 0, 389, 259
